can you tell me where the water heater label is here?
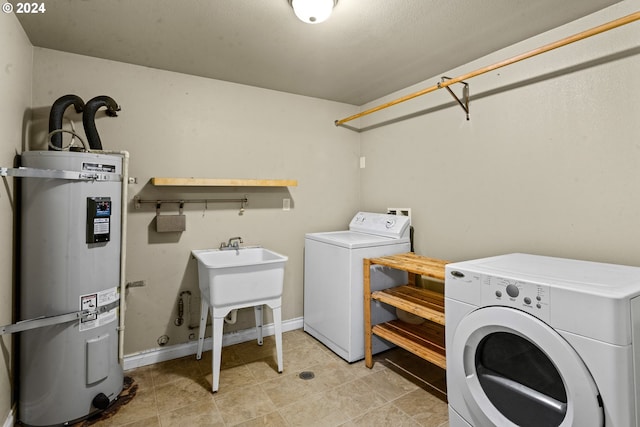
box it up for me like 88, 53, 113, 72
81, 294, 97, 320
87, 197, 111, 243
79, 287, 119, 331
83, 162, 116, 173
93, 218, 110, 234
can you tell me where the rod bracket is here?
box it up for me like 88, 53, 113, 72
441, 76, 470, 121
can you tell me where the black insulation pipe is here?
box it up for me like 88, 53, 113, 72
83, 96, 120, 150
48, 94, 85, 150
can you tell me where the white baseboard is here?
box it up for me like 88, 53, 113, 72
123, 317, 303, 371
3, 405, 15, 427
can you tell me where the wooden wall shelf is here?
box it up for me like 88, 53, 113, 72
151, 177, 298, 187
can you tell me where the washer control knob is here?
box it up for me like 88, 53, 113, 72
524, 297, 532, 305
506, 284, 519, 298
495, 290, 502, 298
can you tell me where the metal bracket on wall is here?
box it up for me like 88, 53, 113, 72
439, 76, 469, 121
154, 200, 184, 216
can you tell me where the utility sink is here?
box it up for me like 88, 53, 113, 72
191, 247, 288, 308
192, 246, 288, 392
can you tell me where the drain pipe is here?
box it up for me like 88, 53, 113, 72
224, 309, 238, 324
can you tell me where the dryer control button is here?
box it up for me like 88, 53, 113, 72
524, 297, 532, 305
495, 290, 502, 298
506, 284, 519, 298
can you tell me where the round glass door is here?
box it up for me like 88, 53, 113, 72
448, 306, 603, 427
476, 331, 567, 426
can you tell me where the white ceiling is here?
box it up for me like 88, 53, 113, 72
16, 0, 621, 105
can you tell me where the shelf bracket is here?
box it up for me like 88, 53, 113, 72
439, 76, 469, 121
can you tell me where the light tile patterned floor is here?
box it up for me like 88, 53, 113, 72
85, 329, 449, 427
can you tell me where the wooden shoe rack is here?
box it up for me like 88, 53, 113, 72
363, 253, 449, 369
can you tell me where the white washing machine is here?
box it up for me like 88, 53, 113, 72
445, 253, 640, 427
304, 212, 411, 362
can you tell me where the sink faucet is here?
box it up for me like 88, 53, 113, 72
220, 237, 243, 251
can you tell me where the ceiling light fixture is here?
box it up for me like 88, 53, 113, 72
288, 0, 338, 24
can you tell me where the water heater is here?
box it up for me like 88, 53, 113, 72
19, 151, 124, 426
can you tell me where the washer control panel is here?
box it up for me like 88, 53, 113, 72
480, 274, 550, 321
349, 211, 410, 238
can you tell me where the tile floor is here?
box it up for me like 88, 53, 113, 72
84, 329, 449, 427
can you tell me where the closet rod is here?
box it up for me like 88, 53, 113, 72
335, 10, 640, 127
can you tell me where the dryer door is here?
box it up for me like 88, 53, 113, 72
449, 306, 603, 427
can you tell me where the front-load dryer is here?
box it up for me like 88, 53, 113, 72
445, 253, 640, 427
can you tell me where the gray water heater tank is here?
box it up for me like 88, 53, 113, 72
19, 151, 124, 426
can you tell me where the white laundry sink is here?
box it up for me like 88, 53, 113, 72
193, 246, 287, 392
191, 247, 288, 308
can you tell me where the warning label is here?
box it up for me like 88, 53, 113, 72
79, 287, 119, 331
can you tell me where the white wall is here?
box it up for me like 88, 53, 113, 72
0, 12, 32, 424
30, 49, 360, 354
359, 1, 640, 265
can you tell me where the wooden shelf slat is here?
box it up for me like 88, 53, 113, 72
151, 177, 298, 187
367, 253, 448, 280
372, 321, 446, 369
372, 285, 445, 325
